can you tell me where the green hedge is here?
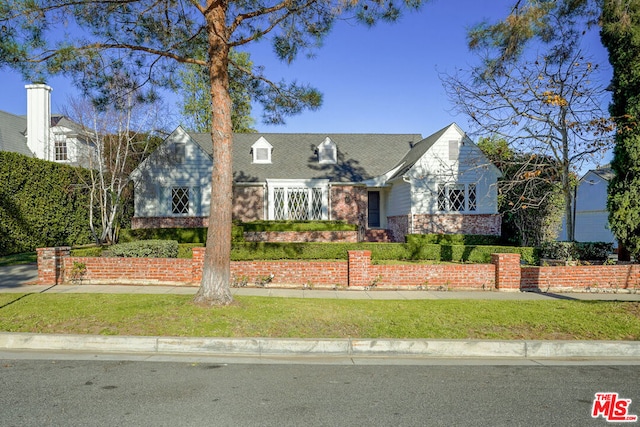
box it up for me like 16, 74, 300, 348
229, 242, 538, 264
119, 228, 212, 244
405, 234, 503, 246
109, 240, 179, 258
0, 152, 93, 256
540, 241, 614, 261
239, 220, 356, 232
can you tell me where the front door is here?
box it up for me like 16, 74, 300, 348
367, 191, 381, 228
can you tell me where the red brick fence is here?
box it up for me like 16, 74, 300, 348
37, 247, 640, 292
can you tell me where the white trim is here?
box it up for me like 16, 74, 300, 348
251, 136, 273, 164
266, 179, 329, 220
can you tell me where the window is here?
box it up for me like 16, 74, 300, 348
267, 179, 328, 220
437, 183, 477, 212
251, 137, 273, 164
174, 143, 185, 164
55, 135, 68, 161
318, 137, 337, 164
171, 187, 190, 214
448, 140, 459, 161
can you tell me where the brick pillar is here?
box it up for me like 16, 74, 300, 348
491, 253, 521, 291
348, 250, 371, 287
37, 247, 70, 285
191, 247, 205, 284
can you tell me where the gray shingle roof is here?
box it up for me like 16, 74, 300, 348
0, 110, 31, 156
189, 132, 422, 183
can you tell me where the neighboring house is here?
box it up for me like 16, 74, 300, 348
558, 166, 617, 245
0, 84, 94, 167
131, 123, 502, 242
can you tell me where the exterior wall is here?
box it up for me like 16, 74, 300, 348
133, 127, 212, 220
387, 215, 410, 242
408, 126, 500, 216
521, 264, 640, 292
412, 214, 501, 236
330, 185, 367, 226
233, 185, 265, 221
244, 231, 358, 243
37, 247, 640, 292
386, 180, 412, 217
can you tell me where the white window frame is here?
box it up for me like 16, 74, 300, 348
171, 187, 190, 215
318, 137, 337, 164
266, 179, 329, 220
54, 134, 68, 161
437, 183, 477, 213
251, 136, 273, 164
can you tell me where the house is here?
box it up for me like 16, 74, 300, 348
558, 166, 617, 245
131, 123, 502, 242
0, 84, 93, 166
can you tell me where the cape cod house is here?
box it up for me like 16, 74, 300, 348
131, 123, 502, 242
0, 84, 94, 167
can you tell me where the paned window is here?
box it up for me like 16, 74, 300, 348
268, 180, 328, 220
251, 137, 273, 164
171, 187, 190, 214
55, 136, 68, 161
437, 183, 477, 212
174, 143, 185, 164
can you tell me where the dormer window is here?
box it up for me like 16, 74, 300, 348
251, 136, 273, 164
318, 137, 337, 164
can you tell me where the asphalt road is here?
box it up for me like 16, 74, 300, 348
1, 357, 638, 426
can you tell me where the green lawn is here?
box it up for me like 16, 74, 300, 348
0, 252, 37, 267
0, 294, 638, 340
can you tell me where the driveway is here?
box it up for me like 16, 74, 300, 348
0, 264, 38, 289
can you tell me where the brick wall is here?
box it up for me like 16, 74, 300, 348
387, 216, 410, 243
36, 247, 640, 292
412, 214, 501, 236
521, 264, 640, 292
233, 186, 264, 222
243, 231, 358, 243
330, 185, 367, 227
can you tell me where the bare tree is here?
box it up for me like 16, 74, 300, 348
65, 89, 166, 245
443, 30, 612, 241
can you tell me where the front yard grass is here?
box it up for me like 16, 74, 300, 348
0, 294, 639, 340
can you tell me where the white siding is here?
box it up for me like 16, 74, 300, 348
133, 128, 212, 218
386, 180, 412, 216
407, 125, 499, 215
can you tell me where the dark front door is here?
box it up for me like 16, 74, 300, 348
368, 191, 381, 228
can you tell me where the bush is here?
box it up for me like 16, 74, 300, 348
109, 240, 179, 258
540, 241, 613, 261
239, 220, 356, 232
0, 152, 93, 256
405, 234, 503, 246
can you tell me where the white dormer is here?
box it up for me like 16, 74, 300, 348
251, 136, 273, 164
317, 137, 337, 164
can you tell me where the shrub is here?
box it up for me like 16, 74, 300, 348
540, 241, 613, 261
239, 220, 356, 232
405, 234, 503, 246
109, 240, 179, 258
0, 152, 93, 256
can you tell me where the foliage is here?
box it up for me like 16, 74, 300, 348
239, 220, 357, 233
602, 0, 640, 259
179, 48, 257, 133
109, 240, 179, 258
0, 152, 93, 256
0, 0, 429, 305
120, 228, 211, 244
445, 1, 613, 242
478, 137, 565, 246
405, 234, 502, 246
540, 241, 614, 262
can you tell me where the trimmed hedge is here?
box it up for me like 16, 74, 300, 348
230, 242, 538, 264
0, 152, 93, 256
109, 240, 179, 258
405, 234, 503, 246
239, 220, 356, 232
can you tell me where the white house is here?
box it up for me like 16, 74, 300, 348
131, 123, 502, 242
558, 166, 616, 245
0, 84, 94, 166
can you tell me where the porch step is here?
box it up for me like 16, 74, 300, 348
364, 229, 391, 243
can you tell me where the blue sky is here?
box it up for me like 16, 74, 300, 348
0, 0, 611, 140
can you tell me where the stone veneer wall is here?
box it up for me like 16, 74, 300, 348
411, 214, 502, 236
330, 185, 367, 227
232, 186, 264, 222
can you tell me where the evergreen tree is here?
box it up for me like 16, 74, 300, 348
601, 0, 640, 258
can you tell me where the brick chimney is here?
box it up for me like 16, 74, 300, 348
25, 84, 52, 160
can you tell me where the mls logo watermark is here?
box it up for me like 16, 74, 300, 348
592, 393, 638, 423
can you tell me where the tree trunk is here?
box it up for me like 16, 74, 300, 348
194, 2, 234, 306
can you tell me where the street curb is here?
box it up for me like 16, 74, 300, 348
1, 332, 640, 359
